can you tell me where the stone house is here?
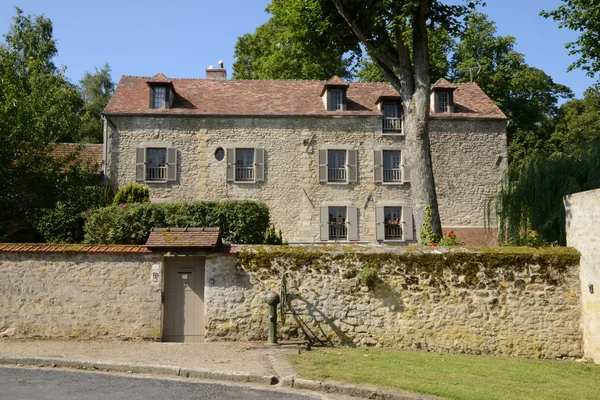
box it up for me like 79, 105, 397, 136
103, 65, 507, 245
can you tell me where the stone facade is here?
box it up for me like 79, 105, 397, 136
565, 188, 600, 362
107, 115, 507, 244
206, 246, 582, 359
0, 251, 162, 339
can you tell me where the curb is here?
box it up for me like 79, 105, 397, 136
281, 376, 446, 400
0, 355, 444, 400
0, 356, 277, 386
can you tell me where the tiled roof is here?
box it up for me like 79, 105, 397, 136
52, 143, 103, 173
146, 72, 171, 83
432, 78, 459, 89
105, 75, 506, 119
0, 243, 150, 253
146, 228, 221, 249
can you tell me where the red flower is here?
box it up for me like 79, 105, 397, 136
353, 241, 358, 246
432, 243, 438, 246
122, 203, 129, 209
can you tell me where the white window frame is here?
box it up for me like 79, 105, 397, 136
146, 147, 168, 181
235, 148, 255, 182
152, 86, 166, 109
438, 91, 450, 113
330, 89, 343, 111
382, 150, 401, 183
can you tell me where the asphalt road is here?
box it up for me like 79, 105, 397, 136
0, 366, 318, 400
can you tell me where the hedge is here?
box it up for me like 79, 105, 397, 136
83, 200, 270, 245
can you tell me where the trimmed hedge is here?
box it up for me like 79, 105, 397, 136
83, 200, 270, 245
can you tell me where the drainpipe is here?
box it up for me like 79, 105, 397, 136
101, 115, 108, 185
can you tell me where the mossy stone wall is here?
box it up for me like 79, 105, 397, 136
206, 246, 582, 359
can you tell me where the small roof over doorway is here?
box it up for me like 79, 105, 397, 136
145, 227, 221, 251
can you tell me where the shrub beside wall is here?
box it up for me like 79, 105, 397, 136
83, 200, 270, 245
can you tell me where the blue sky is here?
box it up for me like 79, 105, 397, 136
0, 0, 596, 98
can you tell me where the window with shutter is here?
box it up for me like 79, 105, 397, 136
235, 148, 254, 181
401, 152, 411, 184
402, 206, 414, 241
373, 150, 383, 184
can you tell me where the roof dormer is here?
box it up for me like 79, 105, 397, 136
147, 73, 176, 110
321, 76, 350, 111
430, 78, 458, 114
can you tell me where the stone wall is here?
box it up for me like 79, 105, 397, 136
205, 246, 582, 359
107, 115, 506, 244
565, 189, 600, 362
0, 250, 162, 339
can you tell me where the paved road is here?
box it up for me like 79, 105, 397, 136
0, 367, 318, 400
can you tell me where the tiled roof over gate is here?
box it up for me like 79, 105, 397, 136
105, 75, 506, 119
145, 228, 221, 249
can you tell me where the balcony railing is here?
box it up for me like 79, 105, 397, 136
383, 168, 401, 182
236, 167, 254, 181
383, 117, 403, 133
329, 223, 347, 240
147, 166, 167, 181
384, 223, 403, 240
328, 168, 346, 182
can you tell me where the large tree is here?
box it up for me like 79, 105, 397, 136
542, 0, 600, 79
232, 7, 357, 80
0, 8, 83, 240
451, 12, 573, 168
77, 63, 115, 143
272, 0, 478, 240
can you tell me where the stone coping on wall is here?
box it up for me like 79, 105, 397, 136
0, 243, 151, 254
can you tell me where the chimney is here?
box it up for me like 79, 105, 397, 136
206, 60, 227, 80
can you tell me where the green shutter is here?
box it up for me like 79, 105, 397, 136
320, 206, 329, 240
166, 147, 177, 182
318, 149, 328, 183
136, 147, 146, 182
226, 148, 235, 182
375, 206, 385, 241
255, 148, 265, 182
402, 206, 414, 241
347, 206, 359, 241
347, 149, 358, 183
373, 150, 383, 183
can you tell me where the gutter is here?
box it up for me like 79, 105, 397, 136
100, 115, 117, 186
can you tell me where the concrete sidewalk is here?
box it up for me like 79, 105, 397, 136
0, 339, 442, 400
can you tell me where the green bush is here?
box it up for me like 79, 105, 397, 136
112, 182, 150, 205
358, 265, 378, 289
264, 224, 286, 245
83, 200, 270, 245
31, 185, 113, 243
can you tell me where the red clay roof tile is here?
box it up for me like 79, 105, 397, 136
145, 228, 221, 249
0, 243, 151, 253
52, 143, 103, 173
105, 75, 506, 119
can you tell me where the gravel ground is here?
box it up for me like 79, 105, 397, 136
0, 339, 279, 376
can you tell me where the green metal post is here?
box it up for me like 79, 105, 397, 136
265, 291, 280, 345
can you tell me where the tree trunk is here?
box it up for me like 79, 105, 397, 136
404, 87, 443, 242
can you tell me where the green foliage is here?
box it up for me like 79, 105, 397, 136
356, 27, 455, 84
264, 224, 286, 245
83, 201, 270, 245
358, 265, 378, 289
419, 205, 440, 245
0, 8, 86, 240
542, 0, 600, 79
232, 13, 355, 80
30, 184, 112, 244
494, 140, 600, 246
438, 231, 464, 246
450, 12, 573, 168
112, 182, 150, 205
77, 63, 115, 143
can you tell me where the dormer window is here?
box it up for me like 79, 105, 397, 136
330, 89, 344, 111
146, 73, 175, 110
321, 75, 349, 111
152, 86, 166, 109
438, 91, 450, 113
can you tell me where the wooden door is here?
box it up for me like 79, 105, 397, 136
162, 257, 205, 343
